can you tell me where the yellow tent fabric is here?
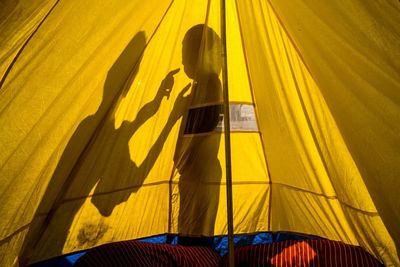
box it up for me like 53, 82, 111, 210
0, 0, 399, 266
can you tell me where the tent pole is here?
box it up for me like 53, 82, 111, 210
220, 0, 235, 266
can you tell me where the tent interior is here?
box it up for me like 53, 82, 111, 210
0, 0, 399, 266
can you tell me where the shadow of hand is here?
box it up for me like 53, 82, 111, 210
159, 68, 180, 99
170, 82, 191, 120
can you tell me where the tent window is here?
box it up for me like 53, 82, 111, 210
184, 104, 258, 134
184, 104, 223, 134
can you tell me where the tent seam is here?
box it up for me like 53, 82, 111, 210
33, 180, 378, 217
0, 0, 62, 90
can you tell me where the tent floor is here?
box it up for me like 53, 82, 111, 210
30, 233, 384, 266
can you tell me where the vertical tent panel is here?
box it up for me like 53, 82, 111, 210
226, 0, 270, 236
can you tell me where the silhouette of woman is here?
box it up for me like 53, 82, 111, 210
173, 24, 223, 245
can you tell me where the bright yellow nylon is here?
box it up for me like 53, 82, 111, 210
225, 0, 252, 103
266, 4, 400, 263
270, 1, 399, 265
0, 0, 399, 266
0, 0, 58, 79
236, 0, 399, 266
0, 0, 183, 264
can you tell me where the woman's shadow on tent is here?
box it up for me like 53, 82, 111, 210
20, 31, 186, 260
22, 24, 223, 261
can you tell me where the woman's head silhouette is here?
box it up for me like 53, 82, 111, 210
182, 24, 222, 79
